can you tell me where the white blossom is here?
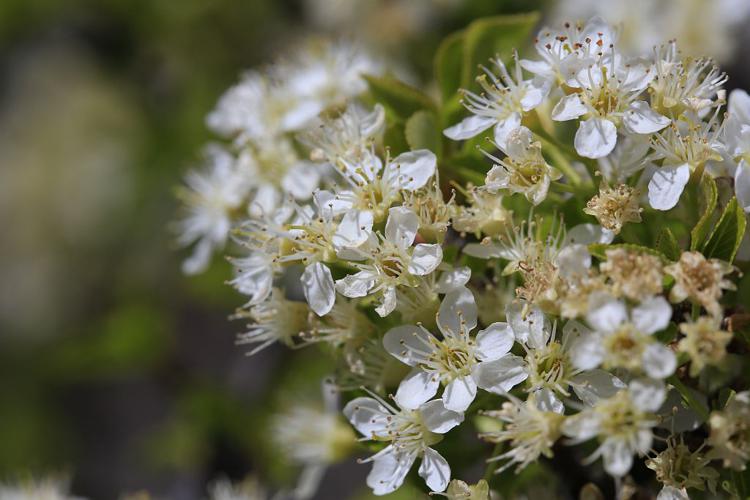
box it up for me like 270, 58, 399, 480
383, 287, 527, 412
344, 386, 463, 495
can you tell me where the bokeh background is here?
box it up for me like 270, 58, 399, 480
0, 1, 748, 498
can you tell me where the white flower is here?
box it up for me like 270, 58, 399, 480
551, 0, 750, 63
335, 206, 443, 317
551, 53, 669, 159
648, 116, 724, 210
234, 288, 310, 354
483, 126, 562, 205
481, 392, 564, 472
243, 191, 377, 316
272, 380, 355, 499
562, 378, 667, 477
444, 55, 549, 148
595, 134, 653, 183
208, 476, 267, 500
725, 89, 750, 160
301, 103, 385, 172
571, 293, 676, 379
177, 145, 251, 274
383, 287, 527, 412
520, 17, 617, 84
343, 386, 463, 495
0, 478, 85, 500
317, 148, 437, 222
736, 159, 750, 213
206, 70, 279, 141
207, 41, 379, 143
277, 41, 381, 125
503, 301, 626, 412
650, 41, 727, 118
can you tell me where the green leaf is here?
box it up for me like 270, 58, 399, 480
588, 243, 669, 263
434, 30, 465, 102
461, 12, 540, 89
656, 226, 681, 261
702, 197, 747, 263
363, 74, 435, 120
690, 175, 718, 250
404, 110, 442, 155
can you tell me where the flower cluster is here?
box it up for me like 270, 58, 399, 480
177, 15, 750, 500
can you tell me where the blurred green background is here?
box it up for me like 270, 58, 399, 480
0, 1, 748, 498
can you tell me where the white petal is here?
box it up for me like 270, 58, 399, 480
632, 295, 672, 335
735, 159, 750, 213
557, 244, 591, 279
361, 104, 386, 137
475, 323, 515, 361
520, 78, 550, 111
493, 113, 521, 150
623, 101, 670, 134
409, 244, 443, 276
249, 184, 281, 217
420, 399, 464, 434
657, 486, 689, 500
437, 287, 478, 338
730, 88, 750, 124
367, 448, 414, 495
642, 343, 677, 379
648, 163, 690, 211
343, 397, 390, 437
586, 295, 627, 334
569, 333, 605, 371
519, 58, 552, 77
443, 375, 477, 412
570, 370, 626, 407
443, 115, 496, 140
385, 150, 437, 191
230, 254, 273, 304
395, 369, 440, 410
301, 262, 336, 316
335, 270, 376, 297
419, 448, 451, 493
564, 223, 615, 245
313, 189, 353, 217
507, 302, 550, 349
383, 325, 433, 366
385, 206, 419, 249
561, 411, 601, 441
551, 94, 587, 121
333, 210, 373, 250
575, 117, 618, 159
183, 239, 214, 275
435, 267, 471, 293
473, 356, 528, 394
282, 162, 321, 200
503, 125, 534, 158
536, 388, 564, 414
601, 438, 634, 477
375, 286, 398, 317
629, 378, 667, 412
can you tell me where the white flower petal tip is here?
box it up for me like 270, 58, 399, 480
648, 163, 690, 211
623, 101, 670, 134
301, 262, 336, 316
443, 115, 496, 140
575, 118, 618, 159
